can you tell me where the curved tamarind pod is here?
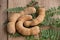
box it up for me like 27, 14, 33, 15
16, 15, 40, 35
16, 15, 32, 35
24, 8, 45, 27
8, 12, 23, 34
7, 22, 16, 34
30, 26, 40, 35
16, 21, 31, 35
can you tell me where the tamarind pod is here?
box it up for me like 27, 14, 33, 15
31, 8, 45, 26
16, 15, 32, 35
18, 15, 32, 21
7, 22, 16, 34
24, 8, 45, 27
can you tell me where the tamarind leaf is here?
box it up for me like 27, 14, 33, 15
40, 29, 60, 40
26, 35, 35, 40
57, 6, 60, 10
7, 7, 24, 13
39, 6, 60, 28
9, 32, 21, 37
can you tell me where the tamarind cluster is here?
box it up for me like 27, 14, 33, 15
7, 7, 45, 35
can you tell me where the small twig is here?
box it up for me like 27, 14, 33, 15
27, 1, 38, 7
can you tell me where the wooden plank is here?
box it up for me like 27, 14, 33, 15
8, 0, 31, 8
8, 0, 60, 40
39, 0, 60, 9
0, 0, 7, 40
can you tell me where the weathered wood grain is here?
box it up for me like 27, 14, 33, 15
8, 0, 60, 9
8, 0, 60, 40
0, 0, 7, 40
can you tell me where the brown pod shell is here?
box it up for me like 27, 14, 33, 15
7, 22, 16, 34
24, 8, 45, 27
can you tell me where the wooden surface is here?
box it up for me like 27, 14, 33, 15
8, 0, 60, 9
0, 0, 60, 40
8, 0, 60, 40
0, 0, 7, 40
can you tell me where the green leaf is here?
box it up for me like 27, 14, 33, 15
7, 7, 24, 13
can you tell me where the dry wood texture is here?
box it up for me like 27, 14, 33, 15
7, 0, 60, 40
0, 0, 7, 40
